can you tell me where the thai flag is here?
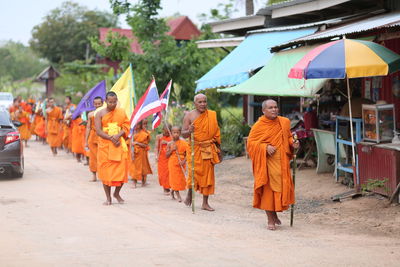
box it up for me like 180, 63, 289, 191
129, 79, 162, 137
152, 80, 172, 130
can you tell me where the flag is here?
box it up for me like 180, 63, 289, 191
129, 79, 162, 136
110, 65, 135, 118
72, 80, 106, 120
152, 80, 172, 129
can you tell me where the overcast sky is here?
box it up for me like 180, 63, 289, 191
0, 0, 267, 45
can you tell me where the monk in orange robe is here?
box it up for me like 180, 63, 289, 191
247, 99, 300, 230
63, 96, 76, 153
85, 97, 104, 182
34, 110, 46, 141
71, 117, 85, 162
45, 98, 63, 155
95, 91, 129, 205
130, 120, 152, 188
182, 94, 221, 211
166, 126, 189, 202
15, 106, 31, 147
155, 124, 172, 194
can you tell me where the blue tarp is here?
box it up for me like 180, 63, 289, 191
195, 28, 317, 92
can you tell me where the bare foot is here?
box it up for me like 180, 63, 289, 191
177, 195, 182, 202
273, 213, 281, 225
267, 223, 276, 231
89, 178, 97, 182
103, 201, 112, 206
201, 204, 215, 211
163, 189, 170, 195
113, 193, 125, 204
132, 180, 137, 189
141, 182, 147, 187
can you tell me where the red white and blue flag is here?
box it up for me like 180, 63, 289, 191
152, 80, 172, 130
129, 79, 162, 137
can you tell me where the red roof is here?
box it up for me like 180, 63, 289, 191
99, 16, 201, 53
167, 16, 201, 40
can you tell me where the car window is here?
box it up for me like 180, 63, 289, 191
0, 94, 12, 100
0, 110, 11, 125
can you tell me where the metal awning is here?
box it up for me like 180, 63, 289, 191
195, 27, 317, 92
218, 45, 326, 97
272, 11, 400, 52
196, 37, 245, 48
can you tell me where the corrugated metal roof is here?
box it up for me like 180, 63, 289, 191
272, 11, 400, 51
247, 12, 367, 35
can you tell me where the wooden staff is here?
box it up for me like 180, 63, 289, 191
190, 132, 195, 214
290, 134, 298, 227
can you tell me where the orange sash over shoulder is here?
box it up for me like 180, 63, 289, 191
130, 129, 152, 180
187, 109, 221, 196
97, 108, 130, 187
247, 116, 294, 212
169, 139, 189, 191
158, 135, 172, 189
46, 107, 63, 148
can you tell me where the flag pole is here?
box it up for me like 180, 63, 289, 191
290, 134, 298, 227
130, 63, 137, 106
190, 132, 195, 214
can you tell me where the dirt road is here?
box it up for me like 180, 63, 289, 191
0, 140, 399, 266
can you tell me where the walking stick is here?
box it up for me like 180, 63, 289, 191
290, 134, 298, 227
191, 132, 195, 214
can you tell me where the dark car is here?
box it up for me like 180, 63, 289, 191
0, 107, 24, 177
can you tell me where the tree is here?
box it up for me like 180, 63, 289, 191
30, 1, 118, 64
91, 0, 226, 103
0, 40, 47, 81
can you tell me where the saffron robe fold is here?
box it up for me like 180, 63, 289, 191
169, 139, 189, 191
247, 116, 295, 212
88, 115, 99, 172
157, 135, 172, 189
34, 115, 46, 138
130, 129, 152, 180
16, 111, 31, 141
187, 109, 221, 196
71, 118, 85, 154
46, 107, 63, 148
97, 108, 129, 187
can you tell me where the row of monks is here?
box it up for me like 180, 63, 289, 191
10, 94, 298, 230
9, 95, 189, 199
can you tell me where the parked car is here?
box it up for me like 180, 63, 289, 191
0, 92, 13, 109
0, 107, 24, 177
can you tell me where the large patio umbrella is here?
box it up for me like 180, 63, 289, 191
288, 38, 400, 170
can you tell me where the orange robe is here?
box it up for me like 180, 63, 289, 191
168, 139, 189, 191
35, 115, 46, 138
130, 129, 152, 180
247, 116, 295, 212
16, 111, 31, 141
46, 107, 63, 148
157, 135, 172, 189
88, 116, 99, 172
97, 108, 129, 187
64, 103, 76, 151
187, 110, 221, 196
71, 118, 85, 154
31, 114, 40, 135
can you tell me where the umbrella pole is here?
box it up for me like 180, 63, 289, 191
346, 76, 358, 186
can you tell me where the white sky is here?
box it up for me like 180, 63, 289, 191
0, 0, 267, 45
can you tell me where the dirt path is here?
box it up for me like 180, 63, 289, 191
0, 140, 399, 266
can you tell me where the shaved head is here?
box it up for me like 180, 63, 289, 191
262, 99, 277, 110
194, 93, 207, 113
262, 99, 279, 120
194, 93, 207, 102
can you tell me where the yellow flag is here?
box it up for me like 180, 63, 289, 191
110, 66, 135, 118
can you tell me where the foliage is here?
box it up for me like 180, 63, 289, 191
90, 0, 226, 104
267, 0, 289, 5
361, 178, 389, 194
30, 1, 118, 64
55, 60, 115, 103
89, 31, 131, 61
0, 40, 47, 81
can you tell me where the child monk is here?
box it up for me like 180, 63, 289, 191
155, 124, 172, 195
15, 105, 31, 147
130, 120, 152, 188
166, 126, 189, 202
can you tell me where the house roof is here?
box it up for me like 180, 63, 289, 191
99, 16, 201, 54
36, 65, 60, 81
167, 16, 201, 40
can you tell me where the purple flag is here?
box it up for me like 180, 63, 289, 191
72, 80, 106, 120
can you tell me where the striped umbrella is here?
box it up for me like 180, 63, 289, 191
288, 38, 400, 178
